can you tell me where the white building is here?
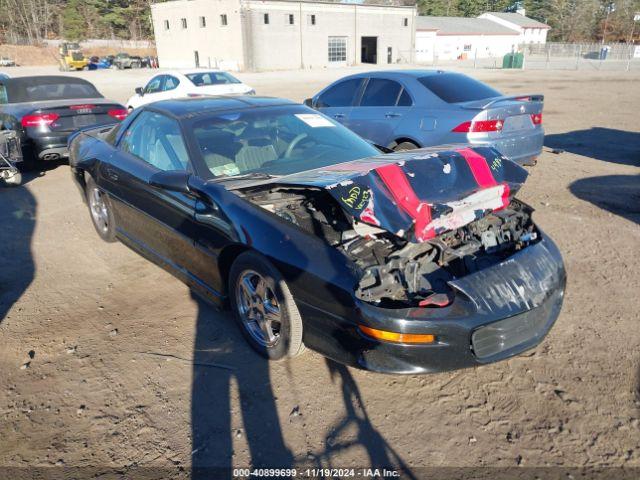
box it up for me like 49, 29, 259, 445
479, 12, 550, 44
151, 0, 416, 71
415, 16, 521, 63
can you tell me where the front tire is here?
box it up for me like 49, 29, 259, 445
86, 177, 117, 242
229, 251, 305, 360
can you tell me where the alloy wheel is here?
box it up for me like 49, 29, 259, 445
235, 270, 282, 347
89, 187, 109, 234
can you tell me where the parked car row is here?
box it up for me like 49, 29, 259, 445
1, 69, 562, 376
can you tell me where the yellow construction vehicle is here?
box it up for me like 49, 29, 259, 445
59, 42, 89, 71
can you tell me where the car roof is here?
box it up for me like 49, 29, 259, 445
0, 75, 94, 87
168, 69, 236, 76
0, 76, 101, 103
147, 95, 297, 119
341, 69, 455, 80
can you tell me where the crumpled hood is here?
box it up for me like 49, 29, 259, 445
256, 146, 528, 243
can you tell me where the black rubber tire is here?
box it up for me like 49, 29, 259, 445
393, 141, 419, 152
85, 177, 117, 243
228, 251, 305, 360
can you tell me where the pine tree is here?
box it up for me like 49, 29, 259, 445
62, 0, 86, 41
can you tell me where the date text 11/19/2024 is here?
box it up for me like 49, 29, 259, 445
233, 468, 401, 478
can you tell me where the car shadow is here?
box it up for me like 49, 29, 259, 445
544, 128, 640, 167
0, 183, 36, 322
314, 359, 417, 478
569, 174, 640, 225
12, 158, 67, 187
191, 293, 294, 479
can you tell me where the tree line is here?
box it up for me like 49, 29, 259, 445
0, 0, 152, 44
418, 0, 640, 42
0, 0, 638, 44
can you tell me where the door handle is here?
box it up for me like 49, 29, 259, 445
385, 112, 401, 118
333, 113, 345, 119
106, 168, 119, 181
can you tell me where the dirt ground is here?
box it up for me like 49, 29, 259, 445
0, 65, 639, 478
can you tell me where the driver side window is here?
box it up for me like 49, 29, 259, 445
145, 76, 164, 94
119, 111, 190, 171
316, 78, 362, 108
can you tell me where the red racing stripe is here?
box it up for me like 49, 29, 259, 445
457, 147, 497, 188
376, 164, 435, 241
458, 147, 510, 210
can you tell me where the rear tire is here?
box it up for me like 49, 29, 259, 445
229, 251, 305, 360
393, 141, 419, 152
86, 177, 117, 242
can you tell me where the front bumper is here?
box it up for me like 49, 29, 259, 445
352, 232, 566, 374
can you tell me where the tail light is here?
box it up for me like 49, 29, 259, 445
531, 113, 543, 125
452, 119, 504, 133
108, 108, 128, 121
21, 113, 59, 128
187, 93, 205, 98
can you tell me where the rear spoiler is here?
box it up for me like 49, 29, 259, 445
461, 94, 544, 110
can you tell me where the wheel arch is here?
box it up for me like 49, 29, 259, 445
388, 136, 421, 150
217, 243, 252, 296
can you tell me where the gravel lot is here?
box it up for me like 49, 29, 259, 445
1, 65, 639, 477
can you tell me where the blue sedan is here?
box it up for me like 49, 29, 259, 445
306, 70, 544, 166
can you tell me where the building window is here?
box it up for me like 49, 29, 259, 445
403, 18, 408, 27
199, 16, 206, 28
180, 18, 187, 29
308, 14, 316, 26
163, 20, 170, 30
464, 44, 472, 52
286, 13, 294, 25
328, 36, 347, 63
264, 13, 269, 24
220, 14, 228, 26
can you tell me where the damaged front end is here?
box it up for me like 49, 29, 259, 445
239, 146, 539, 308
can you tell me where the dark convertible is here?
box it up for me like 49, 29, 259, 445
0, 76, 126, 185
69, 96, 566, 374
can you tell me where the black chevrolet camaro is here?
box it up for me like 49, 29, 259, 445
69, 96, 566, 374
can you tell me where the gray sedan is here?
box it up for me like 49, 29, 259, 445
306, 70, 544, 166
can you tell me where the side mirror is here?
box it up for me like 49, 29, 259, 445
303, 98, 314, 107
149, 170, 191, 194
135, 87, 144, 96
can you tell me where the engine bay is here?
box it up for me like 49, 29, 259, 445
244, 187, 539, 308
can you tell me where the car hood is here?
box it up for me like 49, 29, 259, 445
240, 146, 528, 243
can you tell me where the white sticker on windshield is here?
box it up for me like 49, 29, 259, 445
295, 113, 336, 128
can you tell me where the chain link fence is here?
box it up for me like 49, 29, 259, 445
520, 42, 640, 71
421, 42, 640, 72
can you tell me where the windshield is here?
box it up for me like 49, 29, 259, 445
191, 105, 379, 178
418, 73, 501, 103
186, 71, 241, 87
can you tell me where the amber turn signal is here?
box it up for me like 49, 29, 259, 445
358, 325, 435, 344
